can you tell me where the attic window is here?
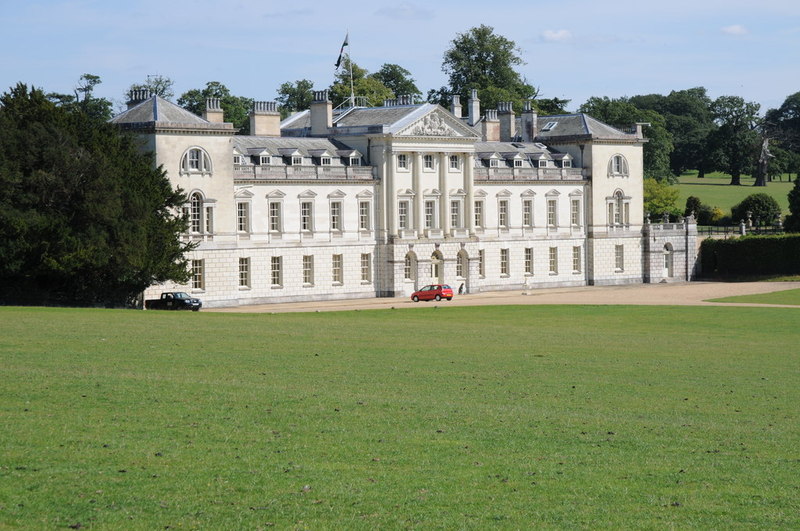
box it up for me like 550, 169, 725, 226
514, 159, 523, 167
511, 143, 526, 148
292, 156, 303, 166
538, 160, 547, 168
321, 157, 331, 166
541, 122, 558, 132
234, 155, 243, 165
563, 160, 572, 168
350, 157, 360, 166
489, 159, 499, 168
260, 156, 271, 165
534, 142, 548, 149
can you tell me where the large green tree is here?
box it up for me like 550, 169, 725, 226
0, 84, 192, 306
46, 73, 113, 121
178, 81, 253, 134
369, 64, 422, 102
631, 87, 718, 177
329, 59, 393, 108
432, 25, 538, 113
579, 96, 674, 181
643, 177, 680, 219
785, 177, 800, 231
765, 92, 800, 152
275, 79, 314, 118
709, 95, 761, 186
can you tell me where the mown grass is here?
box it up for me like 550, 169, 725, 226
708, 287, 800, 306
677, 172, 794, 215
1, 305, 798, 529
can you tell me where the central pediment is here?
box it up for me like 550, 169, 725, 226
395, 108, 479, 139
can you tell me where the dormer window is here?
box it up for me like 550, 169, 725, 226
350, 157, 360, 166
541, 121, 558, 132
181, 147, 212, 175
489, 159, 499, 168
234, 155, 243, 165
292, 156, 303, 166
538, 160, 547, 168
563, 160, 572, 168
321, 157, 331, 166
260, 156, 271, 165
513, 159, 523, 168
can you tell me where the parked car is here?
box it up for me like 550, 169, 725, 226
145, 292, 202, 311
411, 284, 454, 302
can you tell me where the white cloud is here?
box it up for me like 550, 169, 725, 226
721, 24, 748, 35
541, 29, 573, 43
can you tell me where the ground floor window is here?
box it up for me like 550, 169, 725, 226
500, 248, 509, 276
332, 254, 343, 284
271, 256, 282, 286
572, 247, 581, 274
192, 259, 205, 290
549, 247, 558, 275
303, 255, 314, 285
525, 247, 533, 275
615, 245, 625, 271
361, 253, 371, 282
239, 257, 250, 287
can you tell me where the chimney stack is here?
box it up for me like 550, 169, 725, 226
498, 101, 516, 142
250, 101, 281, 137
310, 90, 333, 136
483, 109, 500, 142
451, 94, 462, 118
468, 89, 480, 126
126, 89, 150, 110
203, 98, 224, 123
521, 100, 538, 142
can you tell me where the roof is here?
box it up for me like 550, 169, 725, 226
535, 114, 638, 142
231, 136, 357, 158
110, 96, 235, 133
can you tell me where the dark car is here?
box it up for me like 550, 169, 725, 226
411, 284, 454, 302
145, 291, 202, 311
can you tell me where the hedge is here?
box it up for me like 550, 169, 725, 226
700, 234, 800, 277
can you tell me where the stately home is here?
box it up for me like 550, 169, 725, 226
111, 89, 696, 308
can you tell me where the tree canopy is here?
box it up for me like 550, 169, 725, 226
709, 95, 761, 185
370, 64, 422, 102
731, 193, 781, 225
0, 84, 192, 306
329, 59, 393, 108
276, 79, 314, 118
765, 91, 800, 152
643, 177, 680, 219
178, 81, 253, 134
46, 73, 113, 121
433, 25, 538, 113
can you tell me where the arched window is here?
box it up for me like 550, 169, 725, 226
607, 190, 630, 226
181, 147, 213, 175
607, 154, 629, 177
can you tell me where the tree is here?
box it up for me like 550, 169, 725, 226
0, 84, 192, 306
369, 64, 422, 102
438, 25, 538, 113
275, 79, 314, 118
765, 92, 800, 152
127, 75, 174, 100
579, 96, 674, 181
632, 87, 718, 177
643, 177, 680, 219
533, 96, 570, 115
709, 95, 761, 185
178, 81, 253, 134
329, 59, 393, 108
46, 73, 113, 121
785, 178, 800, 231
731, 193, 781, 225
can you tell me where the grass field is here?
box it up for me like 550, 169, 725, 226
708, 287, 800, 306
677, 172, 794, 215
1, 305, 799, 529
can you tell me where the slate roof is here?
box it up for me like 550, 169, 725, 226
475, 141, 552, 158
535, 114, 637, 142
110, 96, 235, 132
232, 136, 356, 158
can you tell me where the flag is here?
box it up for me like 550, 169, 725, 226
335, 33, 349, 69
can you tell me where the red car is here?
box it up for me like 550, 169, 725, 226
411, 284, 454, 302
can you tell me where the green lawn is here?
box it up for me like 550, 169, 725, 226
677, 171, 794, 215
708, 287, 800, 306
1, 305, 798, 529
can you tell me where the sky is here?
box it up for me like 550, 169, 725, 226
2, 0, 798, 115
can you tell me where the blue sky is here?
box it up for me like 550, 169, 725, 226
2, 0, 798, 114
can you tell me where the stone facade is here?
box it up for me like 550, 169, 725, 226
110, 91, 695, 308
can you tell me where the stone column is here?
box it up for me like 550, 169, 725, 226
439, 152, 450, 235
413, 151, 423, 235
465, 152, 475, 234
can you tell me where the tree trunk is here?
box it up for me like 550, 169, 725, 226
729, 173, 741, 185
697, 168, 705, 179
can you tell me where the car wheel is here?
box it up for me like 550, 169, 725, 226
412, 295, 419, 302
447, 297, 452, 301
435, 295, 442, 301
192, 307, 200, 312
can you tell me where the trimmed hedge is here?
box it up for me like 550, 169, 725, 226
701, 234, 800, 277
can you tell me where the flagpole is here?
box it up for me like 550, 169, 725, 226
348, 31, 354, 108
